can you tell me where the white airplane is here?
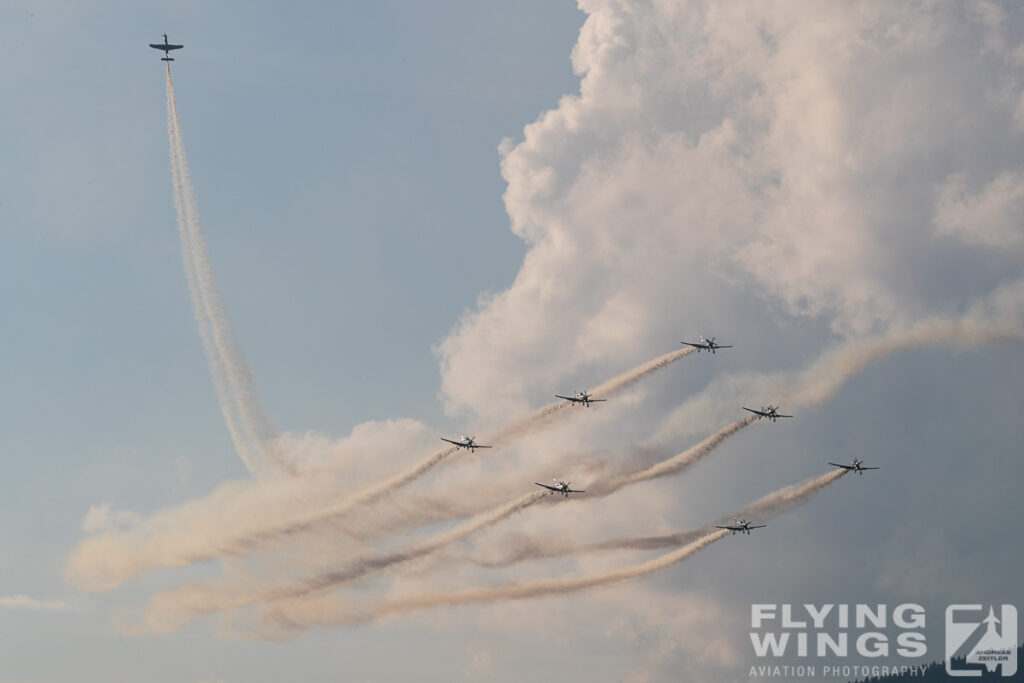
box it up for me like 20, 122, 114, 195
742, 405, 794, 422
715, 518, 766, 535
535, 480, 585, 497
555, 390, 607, 407
149, 33, 184, 61
829, 458, 880, 475
440, 435, 492, 452
681, 335, 733, 353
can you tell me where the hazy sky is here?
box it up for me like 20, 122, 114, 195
2, 1, 1023, 682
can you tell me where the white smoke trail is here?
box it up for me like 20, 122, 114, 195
478, 468, 845, 568
92, 345, 698, 582
653, 317, 1024, 444
64, 390, 740, 593
257, 469, 846, 634
597, 415, 758, 494
142, 490, 549, 633
466, 416, 758, 568
165, 66, 291, 476
489, 346, 698, 445
141, 416, 755, 630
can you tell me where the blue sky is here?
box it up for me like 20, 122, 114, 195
2, 2, 1024, 682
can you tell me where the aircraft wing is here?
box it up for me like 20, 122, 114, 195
829, 462, 854, 470
440, 437, 463, 446
588, 399, 607, 403
747, 524, 767, 530
680, 341, 704, 348
555, 394, 580, 402
566, 488, 585, 494
717, 345, 734, 348
859, 466, 880, 470
535, 482, 559, 492
742, 407, 767, 417
474, 444, 492, 449
149, 43, 183, 50
716, 525, 741, 531
775, 414, 793, 418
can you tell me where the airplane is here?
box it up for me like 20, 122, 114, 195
555, 390, 607, 407
681, 335, 733, 353
535, 480, 585, 497
149, 33, 184, 61
829, 458, 880, 475
742, 405, 794, 422
440, 435, 491, 452
715, 518, 766, 535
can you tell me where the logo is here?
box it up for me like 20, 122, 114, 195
946, 604, 1017, 677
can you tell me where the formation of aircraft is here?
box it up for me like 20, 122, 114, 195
681, 335, 733, 353
535, 480, 586, 497
829, 458, 880, 475
555, 390, 607, 407
742, 405, 794, 422
715, 518, 766, 535
149, 33, 183, 61
440, 435, 491, 452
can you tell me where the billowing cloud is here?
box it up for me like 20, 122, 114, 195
934, 170, 1024, 248
437, 0, 1024, 420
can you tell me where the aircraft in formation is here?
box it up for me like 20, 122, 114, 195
535, 480, 586, 497
715, 518, 767, 535
681, 335, 733, 353
555, 390, 607, 407
743, 405, 794, 422
436, 332, 875, 509
829, 458, 880, 475
149, 34, 183, 61
440, 435, 491, 452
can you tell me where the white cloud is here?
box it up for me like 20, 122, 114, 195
0, 595, 77, 612
437, 0, 1024, 420
934, 170, 1024, 248
81, 503, 141, 534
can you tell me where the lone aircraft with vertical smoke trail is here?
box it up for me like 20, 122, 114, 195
149, 34, 183, 61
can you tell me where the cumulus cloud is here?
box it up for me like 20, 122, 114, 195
437, 0, 1024, 420
934, 170, 1024, 248
68, 2, 1024, 680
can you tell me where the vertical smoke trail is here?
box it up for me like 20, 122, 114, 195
165, 67, 291, 476
142, 490, 549, 633
166, 66, 257, 475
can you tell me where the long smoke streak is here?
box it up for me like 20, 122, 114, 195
470, 416, 757, 568
143, 416, 755, 629
143, 491, 548, 633
166, 66, 290, 476
119, 345, 698, 574
481, 468, 845, 568
654, 318, 1024, 444
489, 346, 698, 445
258, 469, 846, 634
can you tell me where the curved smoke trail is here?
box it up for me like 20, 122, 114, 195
141, 416, 757, 630
165, 66, 291, 476
142, 491, 549, 633
256, 469, 846, 635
